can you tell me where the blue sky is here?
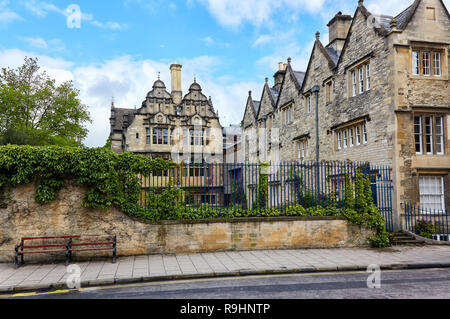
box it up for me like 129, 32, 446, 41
1, 0, 448, 147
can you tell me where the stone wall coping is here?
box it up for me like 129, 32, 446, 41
132, 215, 348, 225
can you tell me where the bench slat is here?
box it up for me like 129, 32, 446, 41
71, 242, 113, 247
70, 248, 113, 252
18, 250, 67, 255
21, 236, 81, 241
22, 244, 67, 249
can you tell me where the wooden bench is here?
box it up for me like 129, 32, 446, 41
14, 235, 117, 268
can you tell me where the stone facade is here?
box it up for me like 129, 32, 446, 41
241, 0, 450, 229
0, 182, 374, 262
110, 63, 223, 164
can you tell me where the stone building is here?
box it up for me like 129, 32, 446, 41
110, 63, 224, 207
110, 62, 223, 163
241, 0, 450, 227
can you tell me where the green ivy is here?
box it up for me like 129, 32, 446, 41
0, 145, 176, 215
0, 146, 391, 248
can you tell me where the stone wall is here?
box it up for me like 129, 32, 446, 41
0, 182, 374, 263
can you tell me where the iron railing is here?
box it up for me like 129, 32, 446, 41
403, 202, 449, 242
140, 161, 393, 230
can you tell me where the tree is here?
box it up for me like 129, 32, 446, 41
0, 57, 91, 146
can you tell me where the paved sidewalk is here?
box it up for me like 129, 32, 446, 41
1, 245, 450, 293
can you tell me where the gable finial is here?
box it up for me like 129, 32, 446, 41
390, 17, 397, 29
249, 90, 252, 97
287, 57, 292, 64
194, 74, 197, 83
358, 0, 364, 7
315, 31, 320, 40
157, 71, 160, 80
111, 96, 115, 108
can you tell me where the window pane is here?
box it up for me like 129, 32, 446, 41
436, 116, 444, 154
359, 68, 364, 93
419, 176, 444, 211
412, 51, 420, 75
414, 116, 423, 154
423, 52, 430, 76
343, 130, 348, 148
366, 64, 371, 90
352, 71, 357, 96
337, 132, 341, 149
425, 116, 433, 154
433, 52, 441, 76
356, 126, 361, 145
363, 124, 367, 143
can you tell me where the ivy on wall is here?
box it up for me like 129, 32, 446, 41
0, 145, 176, 215
0, 146, 391, 248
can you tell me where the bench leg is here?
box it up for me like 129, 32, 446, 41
14, 246, 19, 269
112, 235, 117, 263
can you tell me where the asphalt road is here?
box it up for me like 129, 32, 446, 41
6, 268, 450, 299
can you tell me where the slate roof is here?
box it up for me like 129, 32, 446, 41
395, 0, 421, 30
252, 101, 260, 114
325, 47, 340, 65
111, 107, 135, 131
269, 87, 280, 104
293, 71, 306, 87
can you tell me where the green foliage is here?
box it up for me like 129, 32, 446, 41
414, 219, 436, 239
256, 162, 269, 210
0, 145, 176, 216
0, 57, 91, 146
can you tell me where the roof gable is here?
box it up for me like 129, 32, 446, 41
300, 38, 336, 92
275, 62, 303, 109
241, 93, 258, 126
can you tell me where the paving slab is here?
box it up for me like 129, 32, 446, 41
1, 246, 450, 293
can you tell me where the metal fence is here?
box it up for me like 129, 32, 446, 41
140, 161, 393, 231
403, 202, 449, 242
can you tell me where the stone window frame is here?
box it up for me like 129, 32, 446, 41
325, 80, 333, 103
305, 95, 312, 113
297, 138, 309, 160
418, 174, 445, 212
334, 120, 368, 151
411, 47, 445, 78
280, 103, 294, 125
348, 59, 371, 98
152, 127, 170, 145
413, 112, 446, 156
189, 128, 205, 146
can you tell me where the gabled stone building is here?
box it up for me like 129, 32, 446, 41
110, 63, 223, 164
241, 0, 450, 228
110, 64, 224, 207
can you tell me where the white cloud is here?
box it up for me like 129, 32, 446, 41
0, 10, 22, 24
91, 20, 128, 30
24, 37, 48, 49
23, 37, 65, 51
202, 36, 214, 45
253, 34, 272, 47
195, 0, 325, 28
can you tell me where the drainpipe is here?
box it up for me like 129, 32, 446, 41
311, 85, 320, 197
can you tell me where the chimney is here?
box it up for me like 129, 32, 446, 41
327, 11, 352, 51
170, 62, 182, 104
273, 62, 286, 91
